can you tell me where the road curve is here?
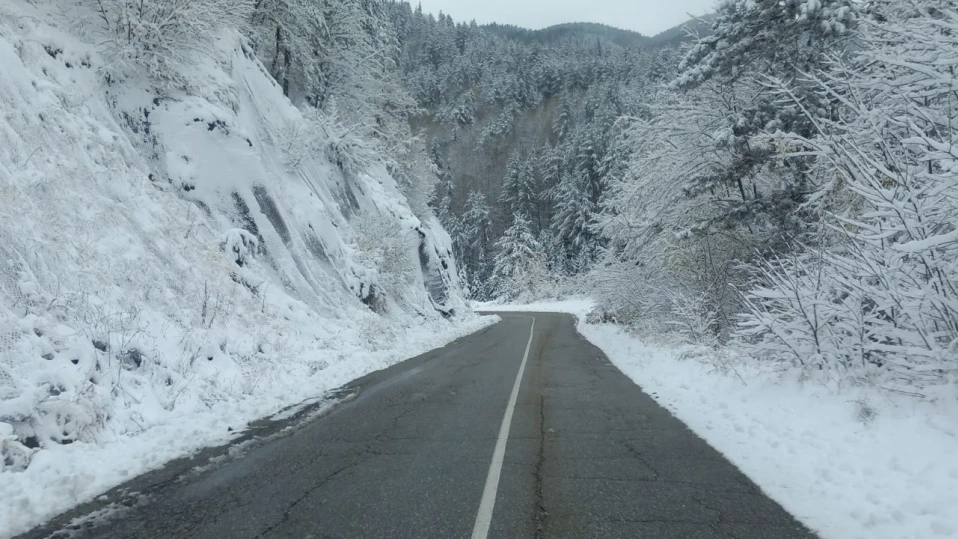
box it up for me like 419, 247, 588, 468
19, 312, 815, 539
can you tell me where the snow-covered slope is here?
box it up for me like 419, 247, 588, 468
0, 1, 486, 534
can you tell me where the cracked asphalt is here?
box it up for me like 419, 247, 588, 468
20, 312, 816, 539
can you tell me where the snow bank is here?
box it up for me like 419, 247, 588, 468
474, 297, 594, 317
0, 1, 484, 535
496, 299, 958, 539
0, 315, 494, 538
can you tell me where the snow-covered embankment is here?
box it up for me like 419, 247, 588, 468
0, 1, 491, 535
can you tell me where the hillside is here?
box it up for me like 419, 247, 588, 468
483, 21, 651, 47
646, 16, 714, 47
0, 0, 488, 534
482, 18, 709, 49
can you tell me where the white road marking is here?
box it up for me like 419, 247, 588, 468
471, 315, 536, 539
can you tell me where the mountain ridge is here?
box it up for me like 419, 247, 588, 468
480, 17, 710, 48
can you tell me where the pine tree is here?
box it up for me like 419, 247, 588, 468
671, 0, 859, 228
552, 172, 595, 272
553, 97, 575, 143
574, 128, 604, 206
460, 190, 495, 299
674, 0, 857, 89
492, 213, 547, 299
499, 152, 539, 228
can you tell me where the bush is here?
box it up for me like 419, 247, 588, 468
220, 228, 259, 267
354, 213, 416, 306
88, 0, 253, 85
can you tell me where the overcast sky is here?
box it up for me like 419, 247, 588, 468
413, 0, 716, 36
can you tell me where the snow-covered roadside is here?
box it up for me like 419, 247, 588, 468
0, 314, 496, 538
473, 298, 595, 316
492, 299, 958, 539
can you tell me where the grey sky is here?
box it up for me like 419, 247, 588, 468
413, 0, 716, 37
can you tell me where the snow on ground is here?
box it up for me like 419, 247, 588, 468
473, 297, 595, 317
0, 315, 494, 538
494, 299, 958, 539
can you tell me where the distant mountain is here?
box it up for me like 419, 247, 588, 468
646, 16, 715, 48
482, 21, 650, 48
481, 18, 712, 49
536, 22, 652, 47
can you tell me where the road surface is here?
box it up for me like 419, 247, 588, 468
21, 313, 815, 539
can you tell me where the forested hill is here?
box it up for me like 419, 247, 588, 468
387, 2, 684, 298
646, 16, 713, 47
482, 22, 651, 47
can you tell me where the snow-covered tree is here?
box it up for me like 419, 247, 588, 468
354, 212, 417, 309
88, 0, 253, 86
552, 172, 595, 272
553, 97, 575, 142
674, 0, 857, 89
738, 0, 958, 389
669, 0, 859, 243
492, 213, 548, 299
249, 0, 327, 98
499, 152, 539, 228
460, 190, 495, 299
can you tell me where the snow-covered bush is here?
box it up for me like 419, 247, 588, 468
85, 0, 253, 85
666, 290, 720, 345
353, 213, 417, 308
1, 423, 33, 472
737, 0, 958, 394
587, 256, 669, 329
389, 136, 441, 220
587, 249, 728, 343
737, 247, 847, 373
324, 127, 376, 176
0, 302, 111, 453
281, 106, 378, 176
221, 228, 259, 267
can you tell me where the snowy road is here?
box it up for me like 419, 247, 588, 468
18, 313, 814, 539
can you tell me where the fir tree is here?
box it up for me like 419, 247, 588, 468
492, 212, 547, 299
499, 152, 539, 229
460, 190, 495, 299
552, 172, 596, 272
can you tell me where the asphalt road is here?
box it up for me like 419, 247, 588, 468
21, 313, 816, 539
